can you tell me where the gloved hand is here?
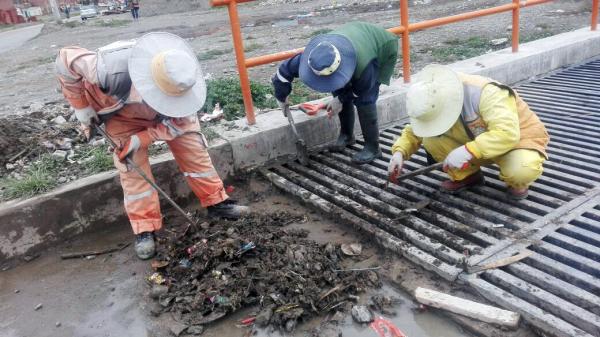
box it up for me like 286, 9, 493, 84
74, 106, 99, 126
388, 152, 404, 183
277, 97, 290, 117
326, 96, 343, 119
116, 131, 153, 161
443, 145, 474, 171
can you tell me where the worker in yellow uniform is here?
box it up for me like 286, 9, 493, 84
388, 64, 549, 199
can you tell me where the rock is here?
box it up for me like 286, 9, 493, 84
285, 319, 297, 332
150, 285, 169, 299
91, 138, 106, 147
55, 321, 61, 327
168, 321, 188, 336
51, 150, 68, 160
340, 243, 362, 256
14, 289, 20, 294
490, 38, 508, 46
315, 322, 342, 337
34, 303, 43, 311
255, 305, 274, 327
58, 177, 67, 183
330, 310, 345, 322
148, 302, 163, 317
186, 325, 204, 335
52, 116, 68, 125
5, 163, 15, 170
85, 255, 96, 260
29, 102, 44, 112
351, 305, 373, 323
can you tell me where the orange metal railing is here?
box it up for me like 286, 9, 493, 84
211, 0, 600, 125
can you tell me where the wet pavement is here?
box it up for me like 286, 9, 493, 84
0, 183, 467, 337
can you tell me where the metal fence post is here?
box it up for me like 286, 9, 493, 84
400, 0, 411, 83
512, 0, 520, 52
593, 0, 599, 31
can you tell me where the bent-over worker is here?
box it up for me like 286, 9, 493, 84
388, 64, 549, 199
55, 32, 248, 259
272, 21, 399, 164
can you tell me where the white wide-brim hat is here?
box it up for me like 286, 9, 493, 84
129, 32, 206, 118
406, 64, 464, 137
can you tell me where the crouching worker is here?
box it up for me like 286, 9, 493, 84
272, 21, 399, 164
56, 32, 248, 259
388, 65, 549, 199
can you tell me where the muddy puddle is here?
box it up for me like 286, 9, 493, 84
0, 178, 467, 337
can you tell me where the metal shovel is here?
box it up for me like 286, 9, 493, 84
284, 104, 309, 165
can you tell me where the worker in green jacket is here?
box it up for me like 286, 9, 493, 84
272, 21, 399, 164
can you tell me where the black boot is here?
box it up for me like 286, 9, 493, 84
329, 101, 356, 152
207, 199, 250, 219
352, 104, 382, 165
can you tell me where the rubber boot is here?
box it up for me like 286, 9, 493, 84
352, 104, 382, 165
207, 199, 250, 220
134, 231, 155, 260
329, 101, 356, 152
440, 171, 485, 194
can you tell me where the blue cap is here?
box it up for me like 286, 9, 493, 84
299, 34, 357, 93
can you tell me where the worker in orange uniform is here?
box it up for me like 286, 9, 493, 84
388, 65, 549, 199
55, 32, 248, 259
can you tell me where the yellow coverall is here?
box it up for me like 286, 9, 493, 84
392, 85, 546, 189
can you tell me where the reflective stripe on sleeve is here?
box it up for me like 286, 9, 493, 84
183, 170, 217, 178
124, 189, 154, 203
276, 70, 290, 83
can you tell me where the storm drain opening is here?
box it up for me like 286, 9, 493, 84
262, 58, 600, 337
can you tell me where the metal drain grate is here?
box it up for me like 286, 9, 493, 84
262, 59, 600, 337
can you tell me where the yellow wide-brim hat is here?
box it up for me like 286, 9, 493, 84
406, 64, 464, 137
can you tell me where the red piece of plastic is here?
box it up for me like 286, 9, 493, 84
299, 103, 326, 116
225, 185, 235, 194
370, 317, 407, 337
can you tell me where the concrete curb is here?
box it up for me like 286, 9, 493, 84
2, 27, 599, 266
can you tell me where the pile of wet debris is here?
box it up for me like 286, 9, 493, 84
148, 211, 383, 334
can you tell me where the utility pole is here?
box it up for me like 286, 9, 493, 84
48, 0, 61, 20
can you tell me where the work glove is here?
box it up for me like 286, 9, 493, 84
326, 96, 343, 119
116, 131, 153, 161
443, 145, 474, 171
387, 152, 404, 183
74, 106, 99, 127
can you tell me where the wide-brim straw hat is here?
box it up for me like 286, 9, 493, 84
129, 32, 206, 117
407, 64, 464, 137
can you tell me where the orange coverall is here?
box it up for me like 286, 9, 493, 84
56, 46, 228, 234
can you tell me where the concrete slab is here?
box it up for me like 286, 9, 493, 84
0, 24, 44, 54
2, 27, 600, 265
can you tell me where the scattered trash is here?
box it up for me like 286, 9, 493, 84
225, 185, 235, 194
148, 272, 166, 285
34, 303, 43, 311
490, 37, 508, 46
167, 320, 188, 336
369, 295, 403, 316
149, 211, 381, 331
150, 285, 169, 299
239, 316, 256, 326
200, 103, 224, 122
55, 321, 61, 328
14, 289, 20, 294
186, 325, 204, 335
178, 258, 192, 268
414, 287, 520, 327
60, 242, 130, 259
22, 254, 39, 262
340, 243, 362, 256
151, 260, 169, 270
370, 316, 407, 337
351, 305, 374, 323
51, 150, 68, 160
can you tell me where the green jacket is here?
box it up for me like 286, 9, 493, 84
332, 22, 399, 85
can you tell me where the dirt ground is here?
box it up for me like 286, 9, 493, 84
0, 0, 593, 117
0, 176, 540, 337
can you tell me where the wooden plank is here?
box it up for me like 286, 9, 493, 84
414, 287, 520, 327
468, 250, 533, 274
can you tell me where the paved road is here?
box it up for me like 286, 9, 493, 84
0, 24, 44, 55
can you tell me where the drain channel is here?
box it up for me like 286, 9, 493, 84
262, 58, 600, 337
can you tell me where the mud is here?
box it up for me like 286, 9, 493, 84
150, 211, 382, 332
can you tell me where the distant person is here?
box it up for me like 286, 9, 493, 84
272, 21, 399, 165
131, 0, 140, 20
388, 64, 549, 200
65, 5, 70, 19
